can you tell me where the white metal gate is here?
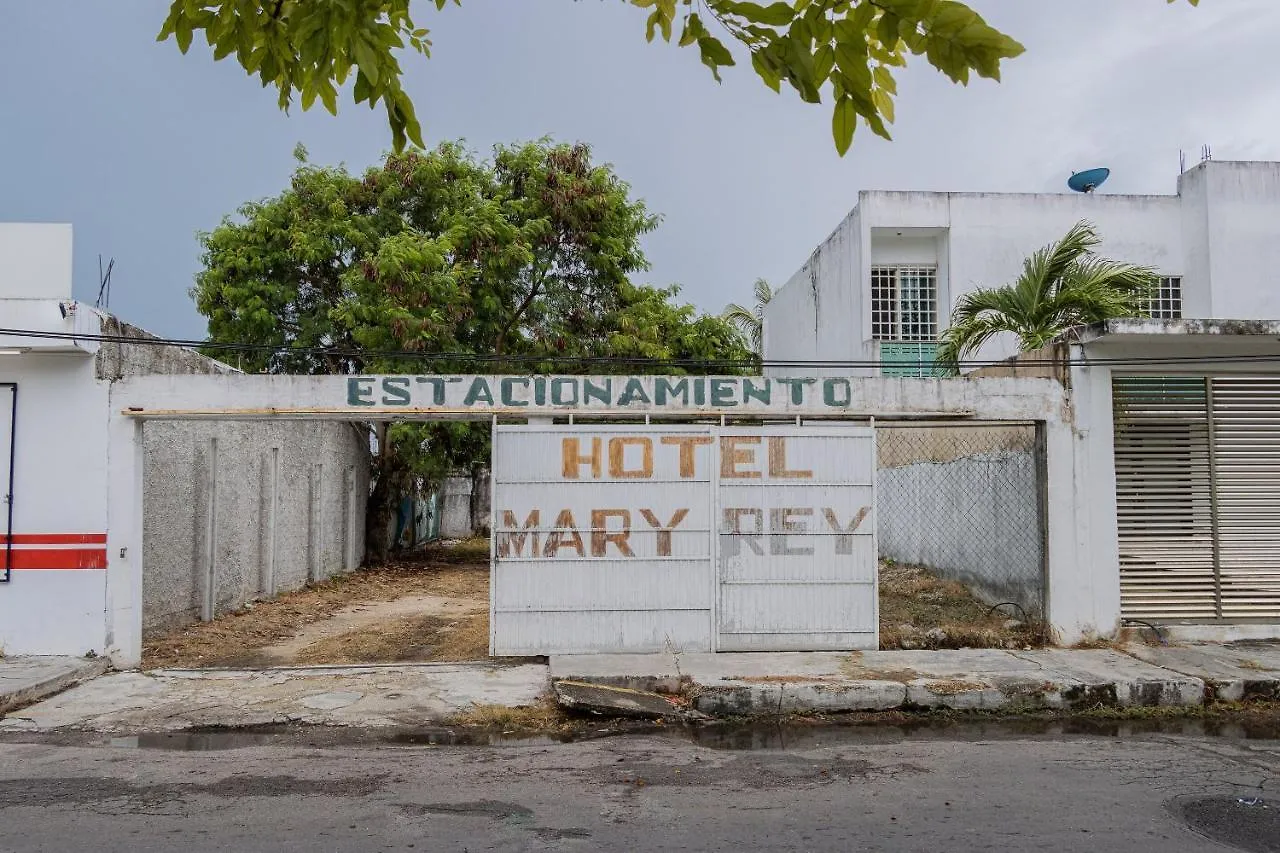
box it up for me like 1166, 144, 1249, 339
490, 423, 877, 655
1115, 375, 1280, 621
716, 426, 877, 650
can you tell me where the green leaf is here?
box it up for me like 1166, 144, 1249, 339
872, 65, 897, 95
175, 14, 194, 52
697, 35, 735, 81
354, 70, 373, 105
872, 86, 894, 123
832, 96, 855, 156
319, 81, 338, 116
814, 44, 834, 85
750, 50, 782, 93
353, 38, 381, 86
678, 13, 702, 46
725, 1, 794, 26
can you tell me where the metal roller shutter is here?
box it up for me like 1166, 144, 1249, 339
1113, 375, 1280, 622
1208, 377, 1280, 619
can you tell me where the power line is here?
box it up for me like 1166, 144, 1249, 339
3, 325, 1280, 370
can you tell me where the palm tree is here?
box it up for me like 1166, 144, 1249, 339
937, 220, 1158, 368
723, 277, 773, 357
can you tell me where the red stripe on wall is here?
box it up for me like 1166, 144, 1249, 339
0, 533, 108, 545
0, 548, 108, 570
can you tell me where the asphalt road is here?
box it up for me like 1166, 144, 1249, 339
0, 721, 1277, 852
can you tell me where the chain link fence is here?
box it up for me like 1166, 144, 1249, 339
877, 424, 1046, 619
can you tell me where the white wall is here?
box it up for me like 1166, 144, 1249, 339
0, 224, 73, 300
1180, 161, 1280, 319
765, 160, 1280, 370
0, 353, 111, 656
862, 190, 1184, 365
764, 206, 864, 377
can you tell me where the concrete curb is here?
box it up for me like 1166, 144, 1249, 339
0, 657, 110, 715
550, 649, 1212, 718
1123, 644, 1280, 702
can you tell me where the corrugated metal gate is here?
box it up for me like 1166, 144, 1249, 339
490, 424, 877, 655
1114, 375, 1280, 621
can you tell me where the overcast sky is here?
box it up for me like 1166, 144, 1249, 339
2, 1, 1278, 339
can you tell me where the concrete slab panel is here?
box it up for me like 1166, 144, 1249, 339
1125, 644, 1280, 701
0, 663, 549, 732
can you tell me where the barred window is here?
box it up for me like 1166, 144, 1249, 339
1148, 276, 1182, 320
871, 266, 937, 341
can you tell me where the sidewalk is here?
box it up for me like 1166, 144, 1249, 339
2, 643, 1278, 733
0, 663, 546, 733
0, 657, 110, 715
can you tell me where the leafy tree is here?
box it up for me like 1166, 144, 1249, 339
156, 1, 1196, 156
192, 140, 748, 558
936, 220, 1159, 368
722, 277, 773, 358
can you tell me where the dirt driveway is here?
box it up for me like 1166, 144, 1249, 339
142, 540, 492, 669
143, 541, 1040, 669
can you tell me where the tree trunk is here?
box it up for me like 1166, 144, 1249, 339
363, 423, 393, 565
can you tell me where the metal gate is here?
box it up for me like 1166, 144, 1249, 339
1114, 375, 1280, 621
490, 423, 878, 655
716, 426, 877, 650
1, 384, 13, 583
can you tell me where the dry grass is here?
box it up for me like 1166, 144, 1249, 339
920, 679, 990, 695
293, 612, 490, 665
142, 539, 491, 669
449, 699, 570, 732
878, 561, 1042, 650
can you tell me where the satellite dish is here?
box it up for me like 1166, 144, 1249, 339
1068, 167, 1110, 193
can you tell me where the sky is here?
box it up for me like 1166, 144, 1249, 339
2, 1, 1279, 340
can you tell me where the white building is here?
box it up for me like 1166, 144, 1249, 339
764, 160, 1280, 375
0, 224, 368, 657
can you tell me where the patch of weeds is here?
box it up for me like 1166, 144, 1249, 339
449, 699, 571, 733
878, 562, 1044, 651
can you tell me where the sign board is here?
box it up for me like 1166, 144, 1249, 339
344, 375, 903, 416
490, 424, 877, 655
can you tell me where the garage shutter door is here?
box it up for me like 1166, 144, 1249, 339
1114, 375, 1280, 622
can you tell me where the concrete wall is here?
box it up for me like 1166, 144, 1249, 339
142, 420, 369, 634
95, 316, 234, 381
1179, 161, 1280, 319
437, 468, 493, 539
764, 207, 861, 378
764, 160, 1280, 373
0, 353, 111, 656
878, 450, 1043, 617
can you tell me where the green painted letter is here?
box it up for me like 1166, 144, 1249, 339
348, 377, 375, 406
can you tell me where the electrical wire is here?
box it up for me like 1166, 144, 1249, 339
4, 325, 1280, 370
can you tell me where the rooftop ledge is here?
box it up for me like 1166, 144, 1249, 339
1075, 318, 1280, 343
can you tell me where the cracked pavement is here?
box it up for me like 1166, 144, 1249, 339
0, 724, 1277, 851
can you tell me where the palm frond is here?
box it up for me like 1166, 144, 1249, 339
937, 220, 1154, 365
